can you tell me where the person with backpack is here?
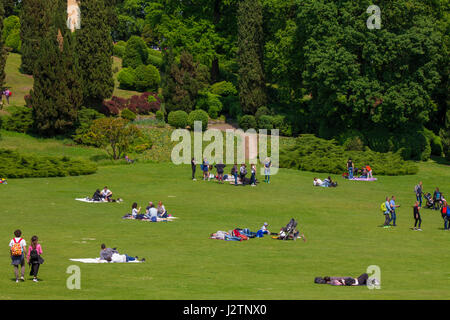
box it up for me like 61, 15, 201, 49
202, 158, 209, 181
215, 162, 226, 183
9, 229, 27, 283
381, 197, 391, 228
413, 201, 422, 231
27, 235, 43, 282
433, 187, 443, 210
414, 181, 423, 207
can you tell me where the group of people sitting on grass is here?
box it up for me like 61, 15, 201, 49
345, 158, 373, 179
123, 201, 171, 221
191, 157, 273, 187
313, 176, 338, 187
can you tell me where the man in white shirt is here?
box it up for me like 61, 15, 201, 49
101, 186, 112, 202
313, 178, 323, 186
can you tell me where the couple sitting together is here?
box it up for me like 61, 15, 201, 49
126, 201, 169, 221
313, 176, 337, 188
92, 186, 122, 202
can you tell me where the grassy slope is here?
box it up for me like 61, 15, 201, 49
2, 53, 139, 107
0, 134, 449, 300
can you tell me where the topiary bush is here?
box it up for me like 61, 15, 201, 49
121, 108, 137, 121
255, 106, 271, 120
147, 52, 163, 68
117, 68, 136, 90
113, 43, 126, 58
258, 115, 274, 130
168, 110, 188, 129
134, 64, 161, 92
210, 81, 237, 97
122, 36, 149, 69
280, 134, 418, 176
238, 115, 257, 131
5, 29, 21, 53
187, 109, 209, 131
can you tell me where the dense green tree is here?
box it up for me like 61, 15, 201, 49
20, 0, 51, 74
163, 51, 209, 113
0, 0, 7, 90
30, 1, 82, 136
75, 0, 114, 109
237, 0, 267, 115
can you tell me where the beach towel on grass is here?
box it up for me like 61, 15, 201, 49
70, 258, 142, 264
349, 178, 377, 181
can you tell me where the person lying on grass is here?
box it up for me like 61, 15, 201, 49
318, 273, 369, 286
272, 227, 306, 241
100, 244, 145, 262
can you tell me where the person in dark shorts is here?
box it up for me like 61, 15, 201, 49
215, 162, 226, 183
191, 158, 197, 180
9, 229, 27, 283
413, 201, 422, 231
347, 158, 354, 179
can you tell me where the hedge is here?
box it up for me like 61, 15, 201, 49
0, 149, 98, 179
280, 134, 418, 176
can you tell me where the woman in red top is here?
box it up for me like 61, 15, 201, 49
27, 235, 43, 282
366, 165, 373, 179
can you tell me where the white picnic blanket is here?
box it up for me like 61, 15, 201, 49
70, 257, 142, 264
75, 198, 107, 203
122, 216, 178, 222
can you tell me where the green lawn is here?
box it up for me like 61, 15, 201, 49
1, 53, 139, 108
0, 138, 449, 299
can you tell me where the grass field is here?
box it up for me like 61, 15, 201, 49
0, 132, 449, 299
1, 53, 139, 108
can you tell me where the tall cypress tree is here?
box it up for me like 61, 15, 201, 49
30, 0, 82, 136
75, 0, 114, 109
237, 0, 267, 115
0, 0, 7, 89
20, 0, 51, 75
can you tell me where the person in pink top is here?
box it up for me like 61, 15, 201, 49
27, 235, 43, 282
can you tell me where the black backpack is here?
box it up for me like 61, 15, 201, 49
30, 249, 39, 262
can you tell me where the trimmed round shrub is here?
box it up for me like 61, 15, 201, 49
2, 15, 20, 41
117, 68, 136, 90
155, 110, 165, 122
5, 30, 21, 53
255, 106, 271, 120
238, 115, 257, 131
121, 108, 137, 121
258, 115, 274, 130
113, 44, 126, 58
134, 65, 161, 92
123, 36, 149, 69
210, 81, 237, 96
147, 53, 163, 68
168, 110, 188, 128
187, 109, 209, 131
